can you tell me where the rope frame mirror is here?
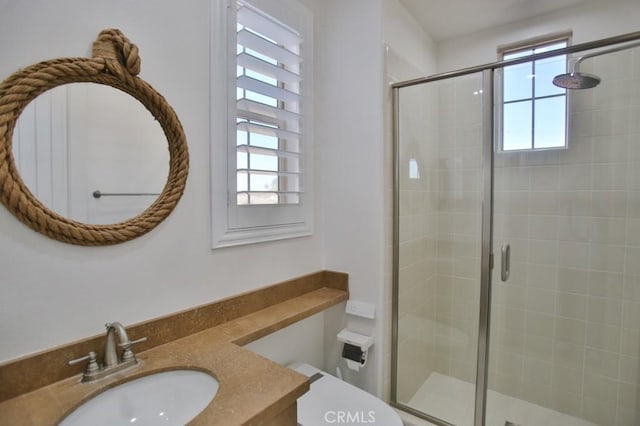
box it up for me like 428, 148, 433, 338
0, 29, 189, 246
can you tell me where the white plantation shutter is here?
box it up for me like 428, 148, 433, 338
235, 0, 303, 206
212, 0, 312, 248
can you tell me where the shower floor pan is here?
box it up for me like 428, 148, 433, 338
408, 373, 597, 426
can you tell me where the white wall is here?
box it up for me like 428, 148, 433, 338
245, 311, 325, 367
312, 0, 385, 395
382, 0, 437, 78
0, 0, 325, 362
437, 0, 640, 73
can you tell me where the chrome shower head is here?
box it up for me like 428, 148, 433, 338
552, 40, 640, 90
552, 72, 601, 90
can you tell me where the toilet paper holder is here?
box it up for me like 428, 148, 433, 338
338, 328, 374, 370
337, 328, 374, 351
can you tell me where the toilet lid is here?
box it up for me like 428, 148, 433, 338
289, 363, 403, 426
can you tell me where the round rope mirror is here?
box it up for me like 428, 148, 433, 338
0, 29, 189, 245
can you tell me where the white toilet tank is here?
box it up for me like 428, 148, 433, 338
289, 362, 403, 426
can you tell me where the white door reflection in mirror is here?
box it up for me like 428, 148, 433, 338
13, 83, 169, 225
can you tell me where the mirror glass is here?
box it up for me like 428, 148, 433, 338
12, 83, 169, 225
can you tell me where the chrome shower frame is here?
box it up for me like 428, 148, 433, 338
390, 30, 640, 426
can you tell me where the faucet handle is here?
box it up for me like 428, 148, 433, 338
118, 336, 148, 362
68, 351, 100, 374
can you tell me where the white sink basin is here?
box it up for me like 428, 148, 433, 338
60, 369, 219, 426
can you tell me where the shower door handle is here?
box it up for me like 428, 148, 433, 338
501, 244, 510, 282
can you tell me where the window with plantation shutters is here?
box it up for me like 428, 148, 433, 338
211, 0, 313, 248
235, 1, 302, 206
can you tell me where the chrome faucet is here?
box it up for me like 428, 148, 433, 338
68, 322, 147, 383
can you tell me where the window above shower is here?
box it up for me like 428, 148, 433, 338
498, 36, 569, 151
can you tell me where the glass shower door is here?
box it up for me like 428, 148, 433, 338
394, 35, 640, 426
394, 72, 486, 426
487, 43, 640, 426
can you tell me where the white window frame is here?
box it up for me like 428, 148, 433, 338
210, 0, 313, 248
497, 33, 571, 152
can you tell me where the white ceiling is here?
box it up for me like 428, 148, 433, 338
399, 0, 590, 41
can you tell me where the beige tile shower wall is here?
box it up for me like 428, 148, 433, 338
490, 47, 640, 426
431, 75, 483, 385
396, 82, 440, 402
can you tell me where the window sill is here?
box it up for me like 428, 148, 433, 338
212, 222, 312, 248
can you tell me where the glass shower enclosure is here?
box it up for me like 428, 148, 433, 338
392, 31, 640, 426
